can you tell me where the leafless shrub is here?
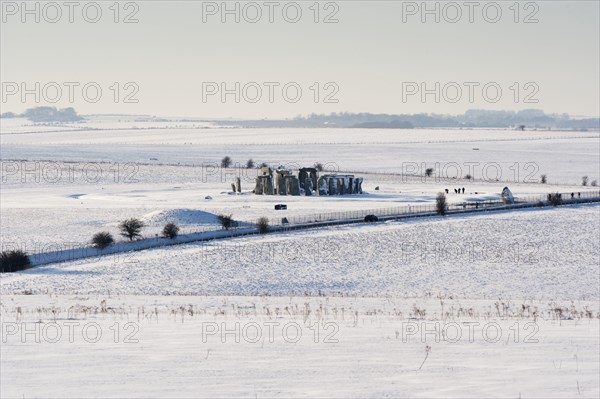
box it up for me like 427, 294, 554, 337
257, 217, 269, 234
218, 214, 235, 230
92, 232, 114, 249
221, 156, 232, 168
0, 250, 30, 273
549, 193, 562, 207
162, 223, 180, 239
436, 192, 447, 215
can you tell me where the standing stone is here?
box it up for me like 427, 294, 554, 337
261, 166, 272, 177
311, 171, 318, 190
317, 177, 328, 196
253, 169, 361, 197
305, 178, 313, 196
328, 178, 337, 195
288, 176, 301, 196
275, 171, 289, 195
265, 176, 274, 195
298, 169, 308, 190
255, 177, 264, 195
337, 178, 345, 195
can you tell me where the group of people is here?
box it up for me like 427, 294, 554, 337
445, 187, 466, 194
547, 192, 581, 200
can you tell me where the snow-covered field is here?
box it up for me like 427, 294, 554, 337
2, 204, 599, 299
1, 119, 599, 398
2, 159, 598, 252
2, 120, 598, 251
1, 294, 599, 398
2, 118, 599, 184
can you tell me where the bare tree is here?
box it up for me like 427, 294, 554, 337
257, 217, 269, 234
221, 156, 232, 168
218, 214, 235, 230
119, 218, 144, 241
436, 192, 447, 216
162, 223, 180, 239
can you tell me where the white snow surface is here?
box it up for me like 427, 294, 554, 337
2, 119, 600, 398
2, 205, 598, 300
2, 124, 599, 185
1, 294, 598, 399
2, 160, 598, 251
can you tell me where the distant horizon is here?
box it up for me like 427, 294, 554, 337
3, 106, 599, 131
3, 107, 599, 121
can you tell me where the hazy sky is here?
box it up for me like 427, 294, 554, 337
1, 0, 599, 118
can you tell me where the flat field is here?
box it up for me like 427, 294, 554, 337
1, 119, 599, 398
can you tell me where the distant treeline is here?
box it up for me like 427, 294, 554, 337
2, 107, 598, 130
1, 106, 83, 122
213, 109, 600, 130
